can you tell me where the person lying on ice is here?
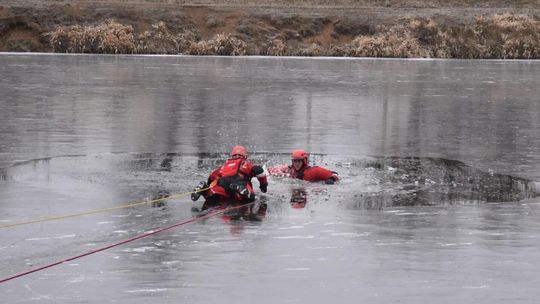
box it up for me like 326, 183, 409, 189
190, 145, 268, 211
268, 149, 339, 184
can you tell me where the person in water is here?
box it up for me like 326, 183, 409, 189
191, 145, 268, 210
268, 149, 339, 184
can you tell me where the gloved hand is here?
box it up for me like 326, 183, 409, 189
239, 188, 251, 199
190, 181, 207, 201
325, 178, 336, 185
260, 184, 268, 193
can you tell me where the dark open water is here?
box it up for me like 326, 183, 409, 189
1, 54, 540, 303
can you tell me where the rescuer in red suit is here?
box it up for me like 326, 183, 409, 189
191, 146, 268, 210
268, 149, 339, 184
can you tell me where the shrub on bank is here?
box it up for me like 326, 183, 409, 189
190, 34, 247, 55
349, 19, 433, 58
472, 14, 540, 59
136, 21, 195, 54
292, 43, 328, 56
350, 30, 431, 58
45, 14, 540, 59
264, 39, 287, 56
346, 14, 539, 59
49, 20, 135, 53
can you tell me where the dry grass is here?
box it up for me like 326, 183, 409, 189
344, 14, 539, 58
48, 20, 248, 55
191, 33, 247, 55
49, 20, 135, 53
471, 14, 540, 59
350, 28, 430, 58
264, 38, 287, 56
44, 13, 540, 58
136, 21, 195, 54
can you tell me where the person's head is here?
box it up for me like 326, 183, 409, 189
231, 145, 248, 159
291, 149, 308, 171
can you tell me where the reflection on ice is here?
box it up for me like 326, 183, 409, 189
272, 235, 315, 239
25, 234, 76, 241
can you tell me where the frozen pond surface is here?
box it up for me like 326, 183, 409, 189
1, 54, 540, 303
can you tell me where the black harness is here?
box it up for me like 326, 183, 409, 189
290, 165, 310, 180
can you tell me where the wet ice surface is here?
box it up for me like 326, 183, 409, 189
2, 153, 540, 304
1, 54, 540, 303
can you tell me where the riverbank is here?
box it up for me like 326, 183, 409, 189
1, 1, 539, 58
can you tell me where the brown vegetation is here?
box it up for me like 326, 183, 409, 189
49, 20, 136, 53
1, 2, 539, 58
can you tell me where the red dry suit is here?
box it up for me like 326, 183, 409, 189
268, 165, 339, 184
204, 157, 268, 204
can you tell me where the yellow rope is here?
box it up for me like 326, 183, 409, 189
0, 182, 216, 229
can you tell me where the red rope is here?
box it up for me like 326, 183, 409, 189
0, 203, 253, 284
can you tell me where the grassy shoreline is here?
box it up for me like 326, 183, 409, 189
1, 2, 539, 58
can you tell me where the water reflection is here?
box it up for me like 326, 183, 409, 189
290, 188, 308, 209
1, 55, 539, 180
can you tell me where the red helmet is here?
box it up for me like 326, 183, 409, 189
231, 146, 248, 159
291, 149, 308, 166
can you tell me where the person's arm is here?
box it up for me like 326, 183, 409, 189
252, 165, 268, 192
207, 167, 221, 184
304, 166, 339, 184
267, 165, 290, 177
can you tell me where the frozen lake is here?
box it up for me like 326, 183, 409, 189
1, 54, 540, 303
